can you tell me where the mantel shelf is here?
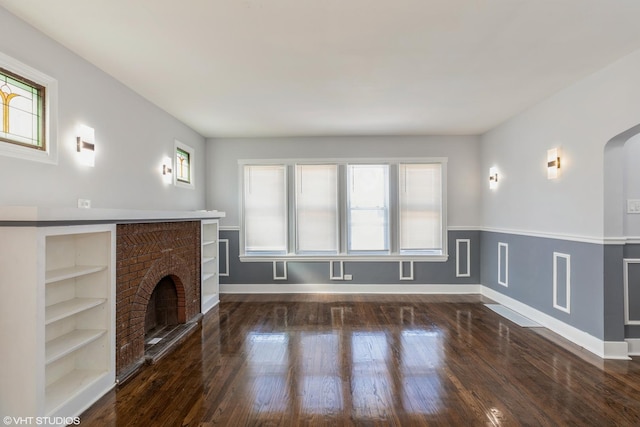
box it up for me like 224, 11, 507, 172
45, 265, 107, 284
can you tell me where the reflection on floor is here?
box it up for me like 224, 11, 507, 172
81, 294, 640, 426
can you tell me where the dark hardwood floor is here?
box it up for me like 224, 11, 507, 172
81, 294, 640, 426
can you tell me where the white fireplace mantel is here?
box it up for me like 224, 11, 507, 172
0, 206, 225, 224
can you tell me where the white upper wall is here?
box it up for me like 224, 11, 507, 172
206, 135, 481, 228
0, 8, 206, 210
625, 133, 640, 237
481, 48, 640, 240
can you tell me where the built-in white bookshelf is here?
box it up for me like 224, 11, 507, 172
0, 224, 115, 425
201, 220, 219, 314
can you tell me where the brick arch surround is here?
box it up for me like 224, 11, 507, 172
116, 221, 201, 379
128, 255, 192, 354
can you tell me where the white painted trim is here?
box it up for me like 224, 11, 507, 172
399, 261, 414, 281
552, 252, 571, 313
456, 239, 471, 277
626, 237, 640, 244
626, 338, 640, 356
219, 239, 229, 277
623, 259, 640, 325
482, 226, 606, 245
498, 242, 508, 287
330, 261, 344, 280
219, 226, 240, 231
240, 254, 448, 262
448, 226, 481, 231
481, 286, 630, 360
221, 283, 481, 294
272, 261, 287, 280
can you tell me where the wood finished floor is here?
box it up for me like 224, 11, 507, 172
81, 294, 640, 426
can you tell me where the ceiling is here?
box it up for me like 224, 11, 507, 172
3, 0, 640, 138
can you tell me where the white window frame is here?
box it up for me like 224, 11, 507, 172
174, 140, 195, 189
0, 51, 58, 164
238, 157, 448, 262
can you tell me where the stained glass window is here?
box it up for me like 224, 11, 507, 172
176, 147, 191, 183
0, 67, 45, 150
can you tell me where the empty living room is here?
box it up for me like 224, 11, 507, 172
2, 1, 640, 426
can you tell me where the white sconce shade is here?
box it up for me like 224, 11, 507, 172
489, 167, 498, 189
547, 148, 561, 179
162, 157, 173, 184
76, 124, 95, 167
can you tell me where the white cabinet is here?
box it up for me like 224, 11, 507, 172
0, 224, 115, 423
201, 219, 219, 314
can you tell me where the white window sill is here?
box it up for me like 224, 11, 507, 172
239, 254, 449, 263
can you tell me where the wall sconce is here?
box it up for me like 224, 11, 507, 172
547, 148, 561, 179
489, 167, 499, 189
76, 124, 95, 167
162, 157, 173, 184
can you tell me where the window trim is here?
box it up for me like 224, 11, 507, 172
238, 157, 448, 262
0, 51, 57, 164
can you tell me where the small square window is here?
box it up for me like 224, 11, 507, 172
0, 52, 57, 164
0, 67, 45, 150
174, 140, 194, 189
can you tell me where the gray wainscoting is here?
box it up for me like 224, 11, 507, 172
480, 231, 605, 340
624, 244, 640, 338
219, 230, 480, 287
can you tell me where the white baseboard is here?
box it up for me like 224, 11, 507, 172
221, 283, 482, 295
482, 286, 630, 360
626, 338, 640, 355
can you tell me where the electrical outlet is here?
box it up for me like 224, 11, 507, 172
78, 198, 91, 208
344, 274, 353, 281
628, 199, 640, 214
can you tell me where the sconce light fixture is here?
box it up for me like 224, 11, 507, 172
547, 148, 561, 179
489, 167, 498, 189
76, 124, 95, 167
162, 157, 173, 184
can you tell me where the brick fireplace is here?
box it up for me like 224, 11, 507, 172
115, 221, 201, 381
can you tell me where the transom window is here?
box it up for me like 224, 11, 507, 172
0, 67, 45, 150
240, 158, 447, 261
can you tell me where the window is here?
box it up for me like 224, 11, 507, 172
347, 164, 389, 253
0, 67, 45, 150
295, 164, 339, 254
174, 140, 194, 189
243, 164, 287, 254
240, 158, 447, 260
0, 52, 57, 164
176, 148, 191, 183
399, 163, 443, 253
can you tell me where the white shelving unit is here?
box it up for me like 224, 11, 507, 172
201, 219, 219, 314
0, 224, 115, 424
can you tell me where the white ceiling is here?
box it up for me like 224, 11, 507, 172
3, 0, 640, 138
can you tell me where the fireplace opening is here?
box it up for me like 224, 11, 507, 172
145, 276, 179, 338
143, 275, 198, 364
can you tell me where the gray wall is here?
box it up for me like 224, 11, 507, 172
205, 135, 481, 228
480, 231, 604, 340
0, 8, 206, 210
220, 230, 480, 287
